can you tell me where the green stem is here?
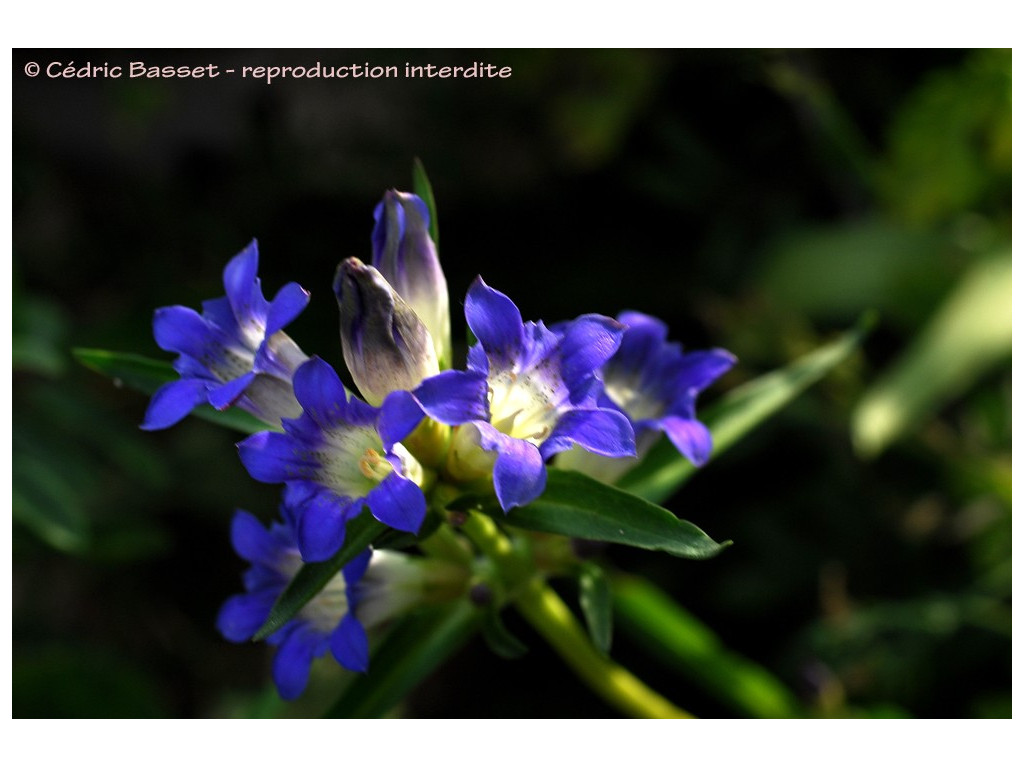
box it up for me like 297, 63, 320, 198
460, 511, 693, 719
417, 522, 474, 566
514, 579, 694, 719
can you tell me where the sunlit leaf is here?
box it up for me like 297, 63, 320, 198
619, 315, 872, 504
492, 469, 729, 560
73, 348, 272, 434
253, 513, 387, 641
325, 600, 483, 718
853, 253, 1010, 458
612, 575, 801, 718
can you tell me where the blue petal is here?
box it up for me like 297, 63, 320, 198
330, 613, 369, 673
292, 357, 349, 428
237, 432, 314, 483
153, 305, 218, 359
378, 390, 424, 449
222, 240, 266, 324
342, 548, 373, 594
661, 416, 713, 466
560, 314, 624, 403
216, 590, 277, 642
366, 472, 426, 533
141, 378, 209, 430
413, 370, 489, 424
466, 343, 489, 375
295, 492, 356, 562
475, 424, 546, 511
201, 296, 240, 335
271, 624, 319, 700
208, 371, 255, 411
265, 282, 311, 336
541, 408, 636, 460
613, 311, 668, 372
230, 510, 277, 565
464, 277, 523, 360
675, 349, 737, 391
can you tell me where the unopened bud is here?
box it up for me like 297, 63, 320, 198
372, 190, 452, 368
334, 257, 440, 405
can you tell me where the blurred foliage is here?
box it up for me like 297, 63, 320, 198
11, 48, 1010, 718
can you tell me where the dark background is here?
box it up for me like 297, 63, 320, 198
12, 49, 1011, 717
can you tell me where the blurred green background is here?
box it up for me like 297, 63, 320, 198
12, 48, 1011, 718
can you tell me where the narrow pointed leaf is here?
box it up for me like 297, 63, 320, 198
73, 348, 272, 434
325, 600, 483, 717
412, 157, 439, 248
482, 608, 529, 659
579, 563, 613, 655
618, 315, 872, 504
252, 513, 387, 641
612, 575, 801, 718
492, 469, 729, 560
853, 253, 1011, 457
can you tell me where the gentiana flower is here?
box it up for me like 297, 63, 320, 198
334, 256, 440, 406
372, 190, 452, 368
237, 356, 427, 563
557, 310, 735, 482
383, 277, 636, 511
215, 509, 372, 700
142, 240, 310, 430
217, 509, 469, 700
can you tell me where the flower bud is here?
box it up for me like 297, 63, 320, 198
372, 190, 452, 368
334, 257, 440, 405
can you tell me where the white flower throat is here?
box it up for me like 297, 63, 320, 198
486, 367, 560, 445
604, 372, 663, 422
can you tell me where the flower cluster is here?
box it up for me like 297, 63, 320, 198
146, 187, 733, 698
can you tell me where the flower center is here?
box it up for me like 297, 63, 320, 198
604, 373, 664, 422
487, 369, 559, 445
358, 449, 393, 483
317, 426, 390, 497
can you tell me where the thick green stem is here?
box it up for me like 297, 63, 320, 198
514, 579, 694, 719
460, 511, 693, 719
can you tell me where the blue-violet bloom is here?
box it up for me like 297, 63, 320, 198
372, 190, 451, 368
559, 311, 735, 481
334, 257, 440, 406
382, 278, 636, 511
237, 356, 427, 562
216, 509, 372, 700
142, 240, 310, 430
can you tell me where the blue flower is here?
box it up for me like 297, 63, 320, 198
382, 278, 635, 511
142, 240, 310, 431
237, 356, 428, 562
216, 509, 373, 700
372, 190, 451, 368
333, 256, 440, 406
570, 311, 736, 474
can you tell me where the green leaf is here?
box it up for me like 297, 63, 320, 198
253, 513, 387, 641
481, 608, 529, 659
578, 563, 613, 655
493, 469, 729, 560
618, 315, 872, 504
412, 157, 440, 248
853, 253, 1011, 458
325, 600, 483, 717
612, 575, 801, 718
73, 348, 272, 434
